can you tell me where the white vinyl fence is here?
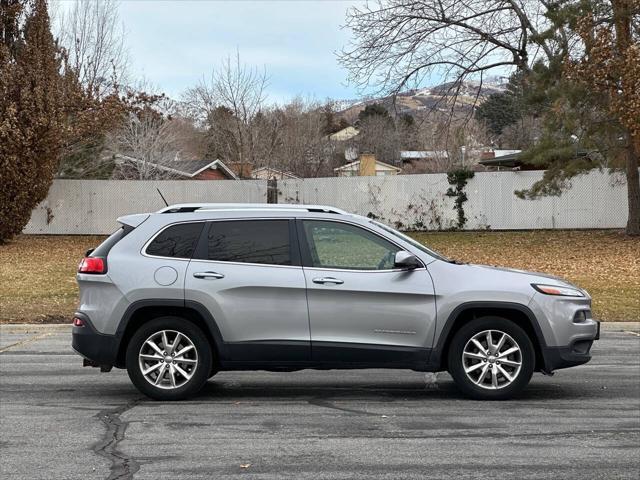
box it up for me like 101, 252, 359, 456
277, 170, 630, 230
24, 179, 267, 234
23, 170, 630, 234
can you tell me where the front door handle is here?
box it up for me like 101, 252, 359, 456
312, 277, 344, 285
193, 271, 225, 279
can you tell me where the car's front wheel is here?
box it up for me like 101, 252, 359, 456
447, 317, 535, 400
126, 317, 212, 400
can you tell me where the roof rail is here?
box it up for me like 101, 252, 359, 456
156, 203, 346, 215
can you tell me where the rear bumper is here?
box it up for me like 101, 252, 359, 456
542, 321, 600, 371
71, 312, 120, 367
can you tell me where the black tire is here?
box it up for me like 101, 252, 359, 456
447, 316, 535, 400
126, 316, 212, 401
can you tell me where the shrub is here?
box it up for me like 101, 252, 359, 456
0, 1, 66, 243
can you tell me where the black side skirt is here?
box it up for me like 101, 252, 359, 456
220, 340, 431, 372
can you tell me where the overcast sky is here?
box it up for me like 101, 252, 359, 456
58, 0, 369, 104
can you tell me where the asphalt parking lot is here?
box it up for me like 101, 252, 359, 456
1, 323, 639, 480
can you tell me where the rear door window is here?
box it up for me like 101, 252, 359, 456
145, 222, 204, 259
203, 220, 291, 266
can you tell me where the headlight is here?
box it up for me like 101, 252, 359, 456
532, 283, 585, 297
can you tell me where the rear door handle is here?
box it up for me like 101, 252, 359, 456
193, 271, 225, 279
312, 277, 344, 285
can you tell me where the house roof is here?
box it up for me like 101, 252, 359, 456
328, 126, 360, 141
492, 149, 522, 157
252, 166, 300, 179
478, 152, 523, 168
115, 155, 238, 179
334, 159, 402, 172
400, 150, 448, 159
479, 150, 588, 168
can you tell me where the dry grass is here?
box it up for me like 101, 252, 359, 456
0, 231, 638, 323
0, 235, 105, 323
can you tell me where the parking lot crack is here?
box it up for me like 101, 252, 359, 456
308, 396, 379, 416
0, 332, 52, 353
92, 399, 142, 480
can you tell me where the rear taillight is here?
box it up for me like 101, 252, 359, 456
78, 257, 106, 274
73, 317, 85, 327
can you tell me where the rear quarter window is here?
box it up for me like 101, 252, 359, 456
91, 226, 132, 258
145, 222, 204, 259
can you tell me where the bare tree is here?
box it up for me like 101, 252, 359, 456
56, 0, 129, 97
183, 52, 268, 164
107, 107, 182, 180
266, 99, 336, 177
339, 1, 562, 113
356, 115, 401, 165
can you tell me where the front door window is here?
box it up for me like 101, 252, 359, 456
302, 220, 400, 270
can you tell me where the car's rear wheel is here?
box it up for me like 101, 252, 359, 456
126, 317, 212, 400
447, 316, 535, 400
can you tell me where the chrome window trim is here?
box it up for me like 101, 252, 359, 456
302, 266, 426, 273
299, 217, 427, 271
187, 258, 302, 270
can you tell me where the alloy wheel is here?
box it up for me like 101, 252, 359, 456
462, 329, 522, 390
138, 330, 199, 390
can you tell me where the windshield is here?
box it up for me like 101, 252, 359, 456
370, 220, 450, 262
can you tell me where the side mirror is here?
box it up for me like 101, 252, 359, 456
394, 251, 421, 270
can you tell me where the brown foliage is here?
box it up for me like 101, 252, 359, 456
565, 2, 640, 141
0, 1, 139, 242
563, 0, 640, 235
0, 0, 66, 243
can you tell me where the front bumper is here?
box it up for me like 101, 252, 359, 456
542, 320, 600, 371
71, 312, 121, 368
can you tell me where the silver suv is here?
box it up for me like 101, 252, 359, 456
72, 204, 600, 400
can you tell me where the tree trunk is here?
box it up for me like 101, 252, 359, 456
626, 137, 640, 235
611, 0, 639, 235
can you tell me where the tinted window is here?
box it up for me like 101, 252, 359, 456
303, 220, 400, 270
91, 226, 131, 257
206, 220, 291, 265
146, 223, 203, 258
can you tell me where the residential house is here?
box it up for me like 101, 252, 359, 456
480, 150, 595, 171
400, 151, 449, 164
328, 126, 359, 142
334, 154, 402, 177
114, 155, 238, 179
252, 167, 300, 180
226, 162, 253, 179
478, 150, 534, 171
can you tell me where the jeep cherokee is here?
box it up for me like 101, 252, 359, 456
72, 204, 600, 400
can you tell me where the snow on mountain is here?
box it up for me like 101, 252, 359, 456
338, 79, 507, 121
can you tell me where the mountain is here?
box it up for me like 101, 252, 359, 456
338, 78, 507, 122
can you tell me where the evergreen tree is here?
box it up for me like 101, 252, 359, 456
0, 0, 66, 242
516, 0, 639, 235
358, 103, 391, 123
475, 73, 528, 139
